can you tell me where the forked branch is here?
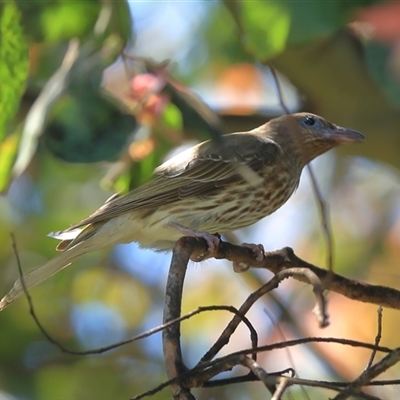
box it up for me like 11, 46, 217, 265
162, 236, 400, 398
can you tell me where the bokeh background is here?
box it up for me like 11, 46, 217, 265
2, 1, 400, 399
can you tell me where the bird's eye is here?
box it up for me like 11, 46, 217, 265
303, 116, 316, 126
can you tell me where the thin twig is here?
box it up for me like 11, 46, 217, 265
366, 307, 383, 370
131, 335, 393, 399
307, 165, 334, 273
240, 357, 276, 394
333, 347, 400, 400
202, 367, 295, 387
132, 335, 391, 400
263, 307, 309, 400
10, 233, 75, 353
270, 65, 334, 273
270, 67, 290, 115
193, 266, 328, 385
198, 262, 288, 364
8, 238, 260, 357
12, 232, 400, 399
280, 267, 329, 328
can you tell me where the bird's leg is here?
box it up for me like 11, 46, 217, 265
168, 222, 220, 252
232, 243, 265, 272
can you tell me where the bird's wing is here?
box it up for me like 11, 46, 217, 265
64, 132, 280, 230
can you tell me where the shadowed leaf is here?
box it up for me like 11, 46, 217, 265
43, 93, 137, 163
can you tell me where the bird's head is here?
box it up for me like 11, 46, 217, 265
269, 113, 365, 167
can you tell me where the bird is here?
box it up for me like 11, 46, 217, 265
0, 113, 365, 310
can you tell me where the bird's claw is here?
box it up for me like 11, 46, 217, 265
232, 242, 265, 273
242, 242, 265, 261
202, 232, 220, 252
233, 261, 250, 273
190, 233, 220, 261
169, 222, 220, 259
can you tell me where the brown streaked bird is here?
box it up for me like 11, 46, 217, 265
0, 113, 365, 310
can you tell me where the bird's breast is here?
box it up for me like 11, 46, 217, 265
113, 163, 301, 250
174, 162, 301, 234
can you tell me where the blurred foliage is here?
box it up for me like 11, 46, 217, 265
1, 0, 400, 399
17, 1, 101, 42
0, 0, 132, 192
365, 41, 400, 108
0, 1, 28, 192
236, 0, 362, 59
44, 92, 137, 162
0, 1, 28, 140
17, 0, 132, 44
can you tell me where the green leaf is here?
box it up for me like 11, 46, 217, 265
240, 1, 291, 59
205, 3, 250, 66
0, 129, 20, 193
111, 171, 131, 194
237, 0, 361, 60
0, 2, 28, 141
41, 2, 99, 42
17, 0, 101, 42
17, 1, 132, 47
162, 103, 183, 131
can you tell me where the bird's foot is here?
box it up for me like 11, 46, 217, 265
233, 243, 265, 273
169, 222, 220, 258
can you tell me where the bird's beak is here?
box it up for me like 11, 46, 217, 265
329, 125, 366, 144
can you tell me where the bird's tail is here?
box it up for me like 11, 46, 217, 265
0, 241, 91, 311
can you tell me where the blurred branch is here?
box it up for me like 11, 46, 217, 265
12, 236, 259, 362
12, 39, 80, 179
10, 232, 79, 354
158, 237, 400, 398
13, 233, 400, 398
